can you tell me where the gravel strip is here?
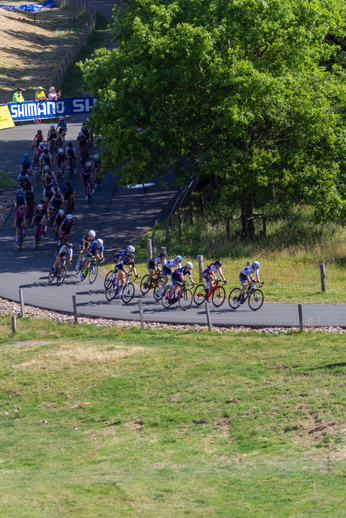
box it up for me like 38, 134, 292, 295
0, 189, 15, 230
1, 296, 346, 334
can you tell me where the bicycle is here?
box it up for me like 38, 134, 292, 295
17, 226, 24, 251
161, 282, 194, 310
66, 158, 74, 179
75, 250, 88, 276
65, 197, 74, 215
49, 207, 57, 228
140, 270, 163, 296
153, 280, 172, 302
56, 170, 64, 190
86, 179, 93, 204
81, 144, 89, 167
105, 272, 136, 304
194, 279, 227, 308
48, 260, 67, 286
80, 256, 100, 284
228, 281, 265, 311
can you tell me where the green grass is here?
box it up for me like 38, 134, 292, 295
1, 317, 346, 516
0, 172, 17, 189
60, 11, 112, 97
101, 205, 346, 304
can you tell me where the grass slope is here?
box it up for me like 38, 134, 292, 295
1, 318, 346, 516
108, 205, 346, 304
0, 172, 17, 189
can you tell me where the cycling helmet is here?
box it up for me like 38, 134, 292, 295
58, 209, 64, 216
66, 214, 73, 220
160, 251, 168, 257
86, 162, 92, 168
253, 261, 260, 268
39, 142, 44, 147
78, 132, 83, 136
43, 149, 48, 153
185, 261, 193, 268
24, 153, 29, 159
18, 206, 23, 212
89, 230, 96, 238
44, 165, 50, 171
65, 181, 70, 186
215, 260, 222, 266
127, 245, 135, 253
50, 124, 55, 129
67, 242, 72, 248
37, 130, 42, 134
17, 189, 22, 195
60, 116, 64, 121
94, 154, 98, 159
58, 148, 64, 154
97, 239, 103, 246
37, 204, 43, 210
67, 142, 72, 147
129, 253, 135, 260
175, 255, 183, 262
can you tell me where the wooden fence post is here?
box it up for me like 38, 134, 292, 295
72, 296, 78, 324
298, 304, 303, 331
147, 238, 153, 262
19, 289, 25, 318
138, 300, 144, 329
198, 255, 204, 283
152, 231, 156, 254
11, 316, 16, 335
320, 264, 326, 292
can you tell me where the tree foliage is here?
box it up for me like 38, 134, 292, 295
80, 0, 346, 221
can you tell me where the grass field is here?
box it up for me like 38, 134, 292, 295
101, 205, 346, 305
0, 0, 93, 104
0, 172, 17, 189
1, 317, 346, 516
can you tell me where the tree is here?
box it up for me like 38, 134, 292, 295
80, 0, 346, 233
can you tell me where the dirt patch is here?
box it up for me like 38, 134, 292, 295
126, 417, 143, 432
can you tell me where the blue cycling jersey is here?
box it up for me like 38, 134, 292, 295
89, 242, 104, 254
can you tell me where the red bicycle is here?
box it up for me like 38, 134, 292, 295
194, 279, 226, 308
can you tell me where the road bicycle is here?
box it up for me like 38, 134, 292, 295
36, 165, 42, 183
48, 260, 67, 286
80, 256, 101, 284
49, 207, 57, 228
228, 281, 265, 311
66, 158, 75, 179
34, 224, 43, 250
17, 226, 24, 251
86, 179, 93, 204
95, 174, 102, 191
56, 170, 64, 190
140, 270, 163, 296
57, 131, 66, 147
75, 250, 88, 276
194, 279, 227, 308
153, 280, 172, 302
161, 282, 194, 311
65, 197, 74, 215
81, 144, 89, 166
105, 272, 136, 304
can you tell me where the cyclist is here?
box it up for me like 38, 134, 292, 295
20, 174, 34, 194
51, 243, 73, 279
76, 229, 96, 270
114, 245, 136, 264
203, 260, 227, 293
20, 154, 32, 177
39, 148, 52, 171
43, 166, 56, 187
54, 208, 65, 240
77, 131, 88, 161
58, 213, 74, 244
169, 262, 195, 304
158, 255, 183, 297
145, 251, 167, 287
49, 190, 64, 214
32, 129, 44, 158
36, 142, 46, 162
17, 171, 30, 189
54, 148, 66, 178
82, 239, 104, 279
31, 203, 47, 243
80, 163, 94, 200
65, 142, 76, 171
24, 189, 35, 219
61, 181, 75, 214
14, 189, 27, 211
56, 116, 67, 139
47, 124, 58, 151
12, 205, 27, 246
93, 154, 102, 187
237, 261, 262, 306
116, 253, 138, 297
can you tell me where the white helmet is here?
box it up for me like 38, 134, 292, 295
58, 148, 64, 154
60, 116, 64, 121
39, 142, 44, 147
127, 245, 135, 253
50, 124, 55, 129
89, 230, 96, 238
44, 165, 50, 171
78, 131, 83, 136
58, 209, 64, 216
37, 204, 43, 210
97, 239, 103, 246
86, 162, 92, 168
94, 154, 98, 159
66, 214, 73, 220
185, 262, 193, 268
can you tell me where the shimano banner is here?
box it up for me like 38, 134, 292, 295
0, 0, 56, 12
8, 97, 97, 121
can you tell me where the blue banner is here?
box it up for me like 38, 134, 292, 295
8, 97, 98, 121
0, 0, 56, 11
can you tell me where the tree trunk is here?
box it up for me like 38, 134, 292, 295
241, 189, 254, 238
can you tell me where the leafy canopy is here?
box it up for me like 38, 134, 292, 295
80, 0, 346, 220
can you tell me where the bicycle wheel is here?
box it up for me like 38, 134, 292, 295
122, 282, 135, 304
179, 289, 193, 311
36, 169, 41, 182
153, 279, 165, 301
228, 288, 241, 310
194, 284, 207, 306
57, 266, 66, 286
212, 286, 226, 308
48, 267, 55, 284
35, 230, 40, 250
18, 230, 23, 251
80, 260, 88, 282
248, 289, 264, 311
104, 270, 114, 290
105, 285, 118, 301
89, 262, 98, 284
140, 274, 150, 295
162, 287, 173, 308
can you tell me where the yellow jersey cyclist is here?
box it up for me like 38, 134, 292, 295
76, 230, 96, 270
158, 255, 183, 297
237, 261, 262, 306
145, 251, 167, 287
47, 125, 59, 152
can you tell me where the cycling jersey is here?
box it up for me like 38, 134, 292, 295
66, 146, 76, 157
41, 153, 51, 165
44, 189, 55, 202
18, 173, 30, 184
57, 245, 73, 261
47, 129, 58, 140
44, 172, 56, 184
33, 209, 46, 224
54, 214, 64, 228
172, 266, 192, 284
93, 158, 101, 169
60, 218, 74, 234
61, 185, 75, 200
203, 264, 223, 277
21, 159, 32, 171
240, 265, 259, 277
80, 234, 95, 250
163, 259, 181, 277
50, 194, 63, 209
148, 256, 166, 270
77, 135, 87, 146
37, 148, 47, 159
88, 242, 104, 255
81, 168, 92, 182
57, 121, 67, 132
15, 210, 26, 225
56, 154, 65, 166
15, 194, 26, 207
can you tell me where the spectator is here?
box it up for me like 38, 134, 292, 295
35, 86, 47, 102
48, 86, 61, 101
12, 88, 24, 104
